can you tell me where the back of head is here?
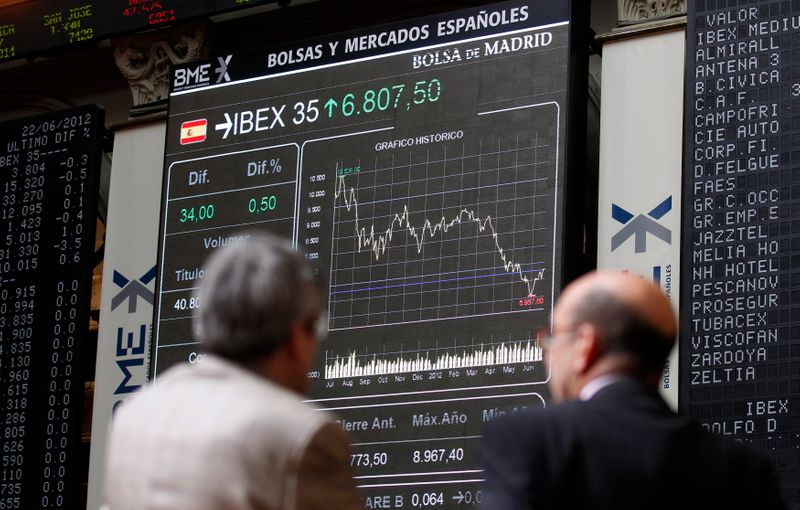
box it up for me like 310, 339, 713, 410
561, 271, 677, 376
195, 232, 320, 363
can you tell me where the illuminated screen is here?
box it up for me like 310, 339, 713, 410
0, 0, 277, 61
153, 1, 585, 505
0, 105, 103, 509
682, 1, 799, 506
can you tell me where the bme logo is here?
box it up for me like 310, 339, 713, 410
174, 63, 212, 87
111, 266, 156, 396
174, 56, 232, 88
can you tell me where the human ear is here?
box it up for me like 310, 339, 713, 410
285, 322, 308, 361
572, 323, 601, 374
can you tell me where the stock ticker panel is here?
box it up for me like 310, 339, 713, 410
683, 1, 800, 506
0, 0, 280, 62
0, 106, 103, 509
153, 1, 579, 506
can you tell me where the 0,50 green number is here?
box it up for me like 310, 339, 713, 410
179, 204, 214, 223
247, 195, 277, 214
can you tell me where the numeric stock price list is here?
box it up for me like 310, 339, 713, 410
0, 0, 281, 62
683, 2, 800, 506
0, 106, 103, 509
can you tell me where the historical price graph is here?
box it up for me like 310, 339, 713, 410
325, 126, 555, 330
154, 2, 585, 507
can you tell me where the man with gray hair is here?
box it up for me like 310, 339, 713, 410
104, 233, 363, 510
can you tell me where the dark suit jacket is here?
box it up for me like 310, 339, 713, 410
480, 378, 786, 510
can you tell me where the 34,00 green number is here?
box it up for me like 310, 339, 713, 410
179, 204, 214, 223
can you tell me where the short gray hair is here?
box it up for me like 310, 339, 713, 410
195, 232, 320, 362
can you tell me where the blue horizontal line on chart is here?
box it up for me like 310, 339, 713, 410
331, 302, 545, 323
330, 285, 535, 305
330, 266, 547, 296
330, 261, 546, 286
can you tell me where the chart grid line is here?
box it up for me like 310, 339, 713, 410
328, 130, 555, 330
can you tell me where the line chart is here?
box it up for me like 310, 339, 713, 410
326, 130, 557, 330
334, 175, 546, 296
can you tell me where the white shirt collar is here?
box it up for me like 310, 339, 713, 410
578, 373, 627, 401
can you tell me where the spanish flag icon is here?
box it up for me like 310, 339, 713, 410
180, 119, 207, 145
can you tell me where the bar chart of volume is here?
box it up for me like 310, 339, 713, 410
325, 337, 544, 379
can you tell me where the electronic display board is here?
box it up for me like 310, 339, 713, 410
0, 0, 278, 62
153, 1, 586, 506
682, 1, 799, 506
0, 105, 103, 509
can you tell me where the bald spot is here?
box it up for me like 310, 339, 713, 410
562, 271, 676, 338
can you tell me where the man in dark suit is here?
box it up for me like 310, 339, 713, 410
479, 270, 786, 510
